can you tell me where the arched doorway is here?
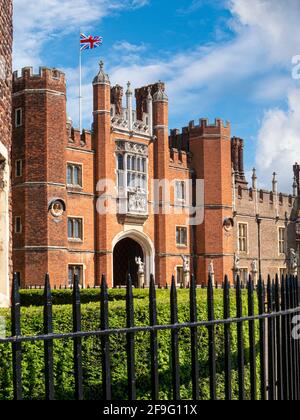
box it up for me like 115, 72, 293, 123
113, 238, 144, 287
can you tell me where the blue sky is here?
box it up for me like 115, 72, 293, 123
13, 0, 300, 192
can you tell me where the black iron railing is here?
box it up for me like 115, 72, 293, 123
0, 273, 300, 400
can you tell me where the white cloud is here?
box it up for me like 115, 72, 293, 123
228, 0, 300, 192
255, 89, 300, 192
113, 41, 147, 53
13, 0, 149, 68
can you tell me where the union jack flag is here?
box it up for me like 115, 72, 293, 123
80, 33, 103, 51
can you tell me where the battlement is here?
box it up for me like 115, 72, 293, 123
67, 121, 92, 150
13, 67, 66, 94
193, 118, 230, 129
169, 148, 190, 169
237, 184, 295, 209
169, 118, 231, 152
169, 128, 189, 152
171, 118, 230, 137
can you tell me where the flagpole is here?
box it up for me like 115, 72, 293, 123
79, 33, 82, 133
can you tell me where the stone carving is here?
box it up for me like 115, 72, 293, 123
290, 248, 298, 271
115, 140, 148, 157
111, 106, 151, 135
208, 260, 214, 275
128, 191, 147, 213
251, 259, 258, 274
233, 254, 240, 271
135, 257, 145, 275
181, 255, 190, 273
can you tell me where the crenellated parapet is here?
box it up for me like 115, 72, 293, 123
169, 128, 190, 152
188, 118, 230, 135
169, 118, 231, 154
169, 148, 191, 169
235, 169, 296, 218
13, 67, 66, 95
67, 118, 92, 150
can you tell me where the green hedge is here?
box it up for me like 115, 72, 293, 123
19, 288, 150, 307
0, 289, 260, 400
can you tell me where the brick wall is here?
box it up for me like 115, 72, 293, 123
235, 183, 297, 281
0, 0, 13, 303
0, 0, 12, 150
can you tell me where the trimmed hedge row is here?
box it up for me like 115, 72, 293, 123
19, 288, 150, 307
0, 289, 260, 400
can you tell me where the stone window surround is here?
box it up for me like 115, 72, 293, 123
278, 226, 286, 256
176, 225, 188, 248
68, 264, 85, 287
68, 216, 84, 242
238, 222, 249, 254
175, 180, 187, 204
67, 162, 83, 188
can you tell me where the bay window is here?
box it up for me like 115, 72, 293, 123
116, 141, 148, 215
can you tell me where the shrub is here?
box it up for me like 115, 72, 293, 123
0, 289, 260, 400
19, 288, 150, 307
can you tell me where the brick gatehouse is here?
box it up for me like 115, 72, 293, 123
11, 62, 300, 288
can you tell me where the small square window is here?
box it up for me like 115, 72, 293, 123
67, 164, 82, 187
176, 227, 188, 247
175, 181, 186, 203
68, 218, 83, 241
68, 265, 83, 286
15, 108, 22, 128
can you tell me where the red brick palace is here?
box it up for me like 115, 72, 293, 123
11, 62, 300, 288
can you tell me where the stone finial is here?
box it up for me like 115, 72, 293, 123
153, 83, 168, 102
93, 60, 110, 85
147, 86, 152, 101
252, 168, 257, 189
272, 172, 278, 193
126, 81, 132, 95
293, 177, 298, 196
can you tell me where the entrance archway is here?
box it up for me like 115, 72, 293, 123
112, 230, 155, 288
113, 238, 143, 287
